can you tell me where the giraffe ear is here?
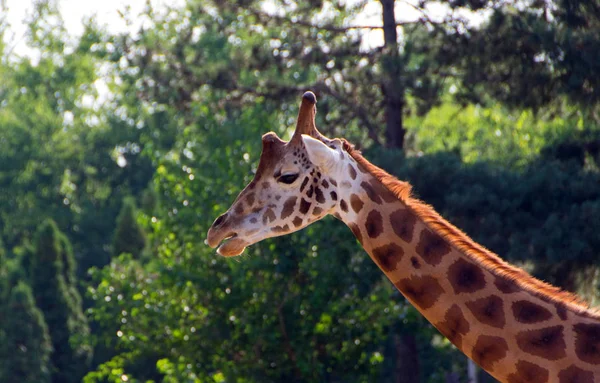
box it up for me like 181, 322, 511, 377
301, 135, 337, 169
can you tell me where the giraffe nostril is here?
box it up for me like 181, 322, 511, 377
213, 213, 227, 227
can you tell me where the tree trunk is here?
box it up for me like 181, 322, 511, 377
393, 333, 419, 383
380, 0, 405, 149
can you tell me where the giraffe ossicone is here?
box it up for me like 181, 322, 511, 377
207, 91, 600, 382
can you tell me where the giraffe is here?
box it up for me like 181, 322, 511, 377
206, 91, 600, 382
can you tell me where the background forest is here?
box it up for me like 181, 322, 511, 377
0, 0, 599, 382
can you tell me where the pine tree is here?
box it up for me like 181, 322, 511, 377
112, 197, 147, 259
30, 220, 91, 383
0, 282, 53, 383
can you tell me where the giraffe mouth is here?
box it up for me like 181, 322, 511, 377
207, 215, 253, 257
214, 234, 248, 257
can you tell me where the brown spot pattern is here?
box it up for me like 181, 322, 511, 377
390, 208, 417, 243
312, 207, 323, 216
372, 243, 404, 272
558, 365, 594, 383
292, 217, 303, 228
369, 179, 396, 203
436, 305, 470, 349
395, 276, 444, 311
330, 191, 338, 201
322, 179, 329, 188
340, 200, 348, 212
246, 192, 255, 206
315, 187, 325, 203
360, 181, 382, 204
299, 199, 311, 214
512, 300, 553, 324
272, 225, 288, 233
235, 204, 244, 214
471, 335, 508, 372
506, 360, 549, 383
465, 295, 505, 329
300, 176, 309, 192
349, 223, 363, 244
516, 325, 566, 361
262, 208, 276, 224
348, 164, 357, 180
365, 210, 383, 238
281, 197, 297, 220
494, 276, 521, 294
416, 230, 451, 266
555, 302, 568, 321
574, 323, 600, 365
410, 257, 420, 269
447, 258, 487, 294
350, 194, 364, 213
329, 178, 337, 187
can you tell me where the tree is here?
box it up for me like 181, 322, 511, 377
0, 282, 53, 383
0, 1, 154, 276
440, 0, 600, 110
30, 219, 91, 383
107, 0, 465, 151
112, 197, 147, 259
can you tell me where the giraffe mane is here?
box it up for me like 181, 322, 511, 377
341, 139, 599, 318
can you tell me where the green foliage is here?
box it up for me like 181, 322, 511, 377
0, 281, 53, 383
406, 100, 596, 169
30, 220, 92, 383
113, 197, 147, 259
83, 352, 144, 383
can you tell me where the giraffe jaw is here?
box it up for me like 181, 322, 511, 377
216, 235, 248, 257
207, 231, 249, 257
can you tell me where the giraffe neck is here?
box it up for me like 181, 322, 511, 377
332, 148, 600, 382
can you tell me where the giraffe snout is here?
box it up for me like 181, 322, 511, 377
207, 212, 233, 248
213, 212, 228, 227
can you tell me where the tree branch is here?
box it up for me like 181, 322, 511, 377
248, 8, 418, 33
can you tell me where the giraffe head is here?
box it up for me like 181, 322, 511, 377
207, 92, 347, 256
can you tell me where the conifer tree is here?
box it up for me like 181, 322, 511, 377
112, 197, 147, 259
30, 220, 91, 383
0, 282, 53, 383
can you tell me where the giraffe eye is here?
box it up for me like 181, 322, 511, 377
278, 173, 299, 184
